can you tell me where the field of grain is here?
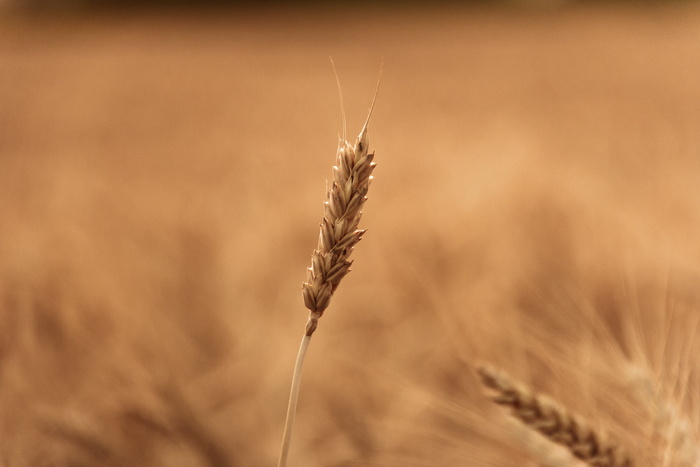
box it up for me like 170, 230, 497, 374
2, 4, 700, 466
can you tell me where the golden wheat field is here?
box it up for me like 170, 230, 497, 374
2, 3, 700, 466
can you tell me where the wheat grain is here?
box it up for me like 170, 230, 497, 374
300, 113, 377, 337
477, 365, 633, 467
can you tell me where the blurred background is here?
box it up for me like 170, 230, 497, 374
2, 1, 700, 466
0, 0, 597, 9
2, 0, 697, 10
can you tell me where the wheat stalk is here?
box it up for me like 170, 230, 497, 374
278, 74, 379, 467
477, 365, 633, 467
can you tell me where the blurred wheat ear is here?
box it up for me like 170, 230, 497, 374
277, 76, 379, 467
477, 365, 633, 467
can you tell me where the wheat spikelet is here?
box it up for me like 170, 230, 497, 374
477, 365, 633, 467
300, 104, 377, 337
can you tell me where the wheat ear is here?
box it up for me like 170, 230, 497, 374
477, 365, 633, 467
278, 81, 379, 467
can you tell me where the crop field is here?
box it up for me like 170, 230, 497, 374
2, 3, 700, 466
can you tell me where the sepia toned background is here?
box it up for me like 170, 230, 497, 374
1, 2, 700, 465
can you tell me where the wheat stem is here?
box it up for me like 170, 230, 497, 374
278, 316, 315, 467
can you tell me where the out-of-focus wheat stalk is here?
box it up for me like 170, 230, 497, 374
277, 78, 379, 467
477, 365, 633, 467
